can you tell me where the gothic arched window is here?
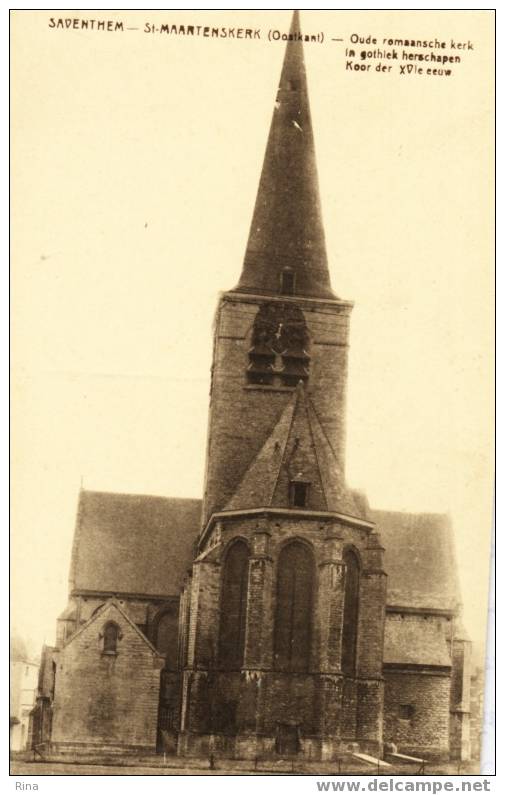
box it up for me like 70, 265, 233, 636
274, 541, 314, 672
342, 549, 360, 676
154, 607, 179, 671
218, 540, 249, 670
102, 621, 120, 654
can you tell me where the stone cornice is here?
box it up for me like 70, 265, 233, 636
198, 507, 375, 549
386, 604, 456, 618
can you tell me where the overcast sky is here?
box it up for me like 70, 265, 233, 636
11, 10, 494, 660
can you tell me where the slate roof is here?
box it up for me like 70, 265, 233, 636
372, 509, 461, 612
224, 382, 361, 517
69, 490, 201, 597
233, 11, 336, 300
383, 615, 452, 667
68, 492, 460, 615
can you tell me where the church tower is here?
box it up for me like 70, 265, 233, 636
201, 10, 352, 526
179, 11, 387, 761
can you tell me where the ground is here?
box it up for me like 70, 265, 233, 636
10, 758, 482, 776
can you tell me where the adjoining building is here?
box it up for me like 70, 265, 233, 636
33, 11, 473, 762
10, 637, 39, 752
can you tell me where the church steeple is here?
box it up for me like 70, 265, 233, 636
234, 10, 335, 300
202, 11, 352, 524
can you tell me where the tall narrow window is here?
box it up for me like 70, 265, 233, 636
290, 481, 309, 508
280, 268, 295, 295
103, 621, 120, 654
342, 549, 360, 676
218, 540, 249, 669
155, 608, 179, 671
274, 541, 314, 671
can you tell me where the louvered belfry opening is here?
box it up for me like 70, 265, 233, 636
274, 541, 314, 672
247, 302, 310, 387
218, 540, 249, 669
341, 549, 360, 676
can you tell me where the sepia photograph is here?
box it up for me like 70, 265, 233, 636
10, 8, 495, 779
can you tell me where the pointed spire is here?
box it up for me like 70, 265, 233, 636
234, 10, 335, 300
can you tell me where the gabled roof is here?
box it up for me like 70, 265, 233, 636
67, 488, 461, 615
372, 509, 461, 612
60, 598, 162, 657
69, 490, 201, 597
224, 382, 362, 517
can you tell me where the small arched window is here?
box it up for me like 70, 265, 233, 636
218, 540, 249, 670
102, 621, 120, 655
342, 549, 360, 676
274, 541, 314, 672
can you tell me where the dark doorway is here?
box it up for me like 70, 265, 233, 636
276, 723, 300, 756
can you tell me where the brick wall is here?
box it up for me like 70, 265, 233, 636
469, 667, 484, 761
58, 594, 178, 653
180, 512, 385, 759
356, 678, 384, 754
449, 637, 472, 760
51, 602, 164, 751
202, 293, 352, 523
383, 670, 451, 759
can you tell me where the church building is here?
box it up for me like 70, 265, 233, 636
31, 11, 472, 763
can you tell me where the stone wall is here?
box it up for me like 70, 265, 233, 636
202, 293, 352, 523
179, 512, 385, 760
383, 669, 451, 759
449, 636, 472, 760
51, 602, 164, 752
57, 594, 178, 650
469, 667, 485, 761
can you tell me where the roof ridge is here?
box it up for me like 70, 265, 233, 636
60, 598, 163, 657
269, 386, 302, 505
81, 488, 201, 502
372, 508, 450, 520
306, 397, 340, 465
303, 389, 329, 511
68, 489, 86, 594
223, 393, 298, 511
